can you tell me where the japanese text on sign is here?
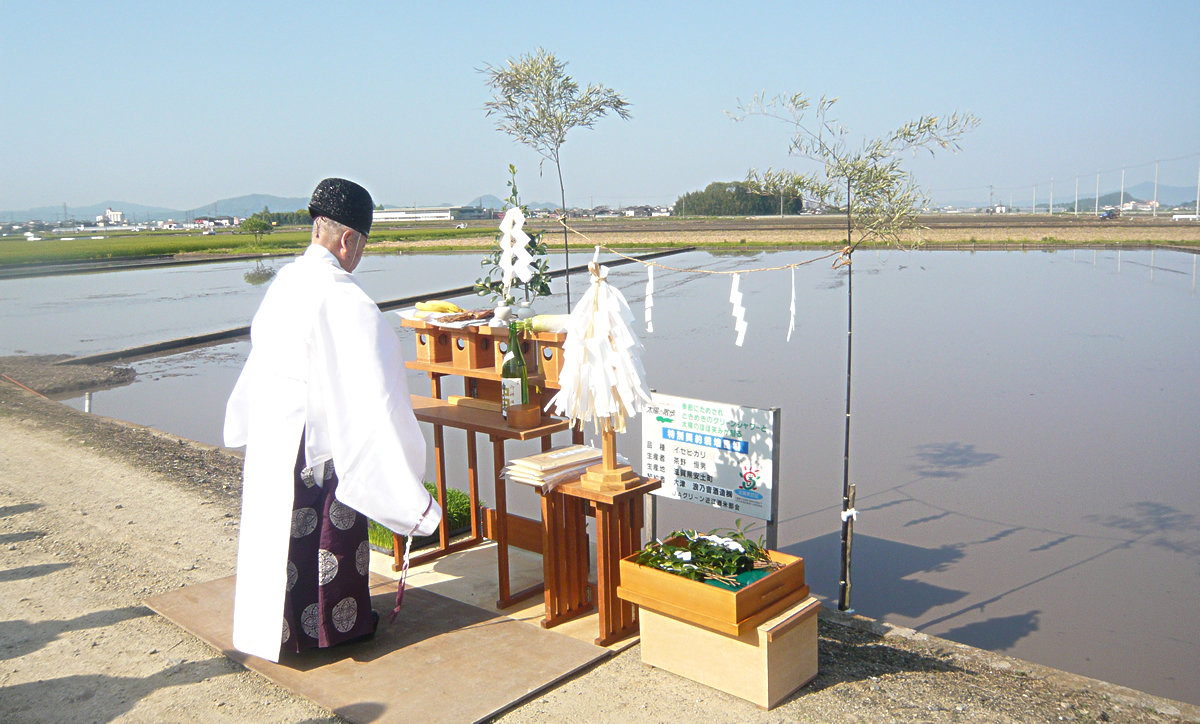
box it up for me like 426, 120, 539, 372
641, 392, 776, 521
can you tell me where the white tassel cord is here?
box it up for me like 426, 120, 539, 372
729, 273, 747, 347
644, 265, 654, 334
548, 261, 652, 433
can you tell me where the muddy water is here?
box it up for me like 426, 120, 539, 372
13, 248, 1200, 704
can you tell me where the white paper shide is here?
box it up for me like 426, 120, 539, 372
548, 251, 652, 433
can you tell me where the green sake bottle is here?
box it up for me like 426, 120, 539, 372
500, 321, 529, 417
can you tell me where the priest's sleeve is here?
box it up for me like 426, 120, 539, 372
307, 280, 442, 538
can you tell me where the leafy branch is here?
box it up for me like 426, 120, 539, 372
480, 48, 631, 308
729, 92, 980, 250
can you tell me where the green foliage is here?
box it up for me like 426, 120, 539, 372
250, 206, 312, 227
367, 482, 481, 554
730, 92, 980, 249
481, 48, 631, 174
675, 181, 805, 217
481, 48, 631, 305
240, 216, 273, 243
475, 165, 553, 304
635, 521, 782, 589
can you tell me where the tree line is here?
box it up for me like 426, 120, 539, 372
674, 181, 805, 217
249, 207, 312, 226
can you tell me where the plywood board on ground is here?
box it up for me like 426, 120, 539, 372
146, 574, 607, 724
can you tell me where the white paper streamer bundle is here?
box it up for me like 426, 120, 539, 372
548, 254, 652, 433
729, 273, 747, 347
787, 267, 796, 342
644, 265, 654, 334
497, 207, 535, 294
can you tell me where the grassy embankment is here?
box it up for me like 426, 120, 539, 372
0, 227, 496, 266
4, 217, 1197, 266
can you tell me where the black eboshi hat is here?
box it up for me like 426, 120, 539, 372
308, 177, 374, 236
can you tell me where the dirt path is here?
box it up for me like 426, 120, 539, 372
1, 376, 1197, 723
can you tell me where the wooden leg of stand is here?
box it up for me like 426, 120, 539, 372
467, 431, 480, 541
492, 435, 510, 607
594, 502, 617, 645
434, 424, 449, 551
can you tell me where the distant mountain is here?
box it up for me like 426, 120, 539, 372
1126, 182, 1198, 207
193, 194, 310, 218
1, 193, 310, 223
465, 194, 559, 210
1, 200, 180, 224
1044, 191, 1144, 211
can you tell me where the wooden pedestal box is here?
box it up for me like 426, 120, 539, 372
450, 329, 495, 370
534, 336, 566, 388
414, 328, 451, 363
639, 597, 820, 709
616, 545, 810, 637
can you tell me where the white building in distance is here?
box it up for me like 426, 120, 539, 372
95, 207, 125, 224
373, 206, 491, 224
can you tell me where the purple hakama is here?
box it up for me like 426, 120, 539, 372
280, 438, 375, 652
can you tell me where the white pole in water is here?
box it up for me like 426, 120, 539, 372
84, 392, 92, 413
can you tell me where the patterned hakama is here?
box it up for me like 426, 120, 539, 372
281, 439, 375, 652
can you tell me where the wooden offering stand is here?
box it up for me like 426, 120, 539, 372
399, 316, 579, 609
544, 418, 661, 646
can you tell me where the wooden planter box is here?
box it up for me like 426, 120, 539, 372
616, 542, 809, 637
617, 539, 818, 709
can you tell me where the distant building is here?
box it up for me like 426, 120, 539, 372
372, 206, 490, 224
95, 207, 125, 224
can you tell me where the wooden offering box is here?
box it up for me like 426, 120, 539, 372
529, 330, 566, 388
616, 542, 809, 637
413, 327, 451, 364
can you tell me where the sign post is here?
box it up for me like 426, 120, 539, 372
641, 392, 781, 546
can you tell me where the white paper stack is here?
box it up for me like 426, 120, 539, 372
502, 444, 629, 493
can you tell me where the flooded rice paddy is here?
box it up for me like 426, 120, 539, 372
4, 247, 1198, 704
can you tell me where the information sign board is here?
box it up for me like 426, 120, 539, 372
641, 392, 778, 521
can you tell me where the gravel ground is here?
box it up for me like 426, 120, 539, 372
1, 361, 1197, 723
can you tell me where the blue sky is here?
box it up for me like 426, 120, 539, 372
3, 0, 1197, 211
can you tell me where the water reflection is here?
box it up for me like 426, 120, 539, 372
30, 248, 1200, 704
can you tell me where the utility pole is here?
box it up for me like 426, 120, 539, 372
1195, 159, 1200, 218
1120, 168, 1125, 212
1095, 171, 1100, 216
1074, 177, 1079, 216
1153, 160, 1159, 218
989, 184, 994, 211
1033, 183, 1037, 215
1049, 179, 1054, 215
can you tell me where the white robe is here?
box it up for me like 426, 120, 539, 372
224, 244, 441, 662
